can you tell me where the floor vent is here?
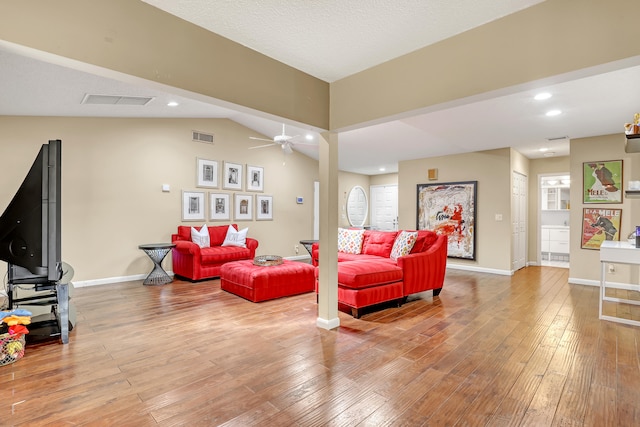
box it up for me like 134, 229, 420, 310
81, 94, 154, 106
192, 131, 214, 144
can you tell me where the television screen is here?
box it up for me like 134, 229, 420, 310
0, 139, 61, 284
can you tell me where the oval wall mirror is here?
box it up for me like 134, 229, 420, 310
346, 186, 368, 227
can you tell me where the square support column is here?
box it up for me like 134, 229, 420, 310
316, 131, 339, 330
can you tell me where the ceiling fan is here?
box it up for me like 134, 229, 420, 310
249, 124, 311, 155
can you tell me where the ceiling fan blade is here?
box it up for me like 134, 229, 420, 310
249, 143, 276, 149
282, 142, 293, 155
249, 136, 274, 143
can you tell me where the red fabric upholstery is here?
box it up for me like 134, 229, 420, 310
362, 230, 398, 257
337, 260, 402, 289
171, 224, 258, 281
312, 229, 448, 317
220, 260, 315, 302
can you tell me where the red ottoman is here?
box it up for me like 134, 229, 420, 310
220, 259, 316, 302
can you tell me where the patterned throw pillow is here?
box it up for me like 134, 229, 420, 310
337, 228, 365, 254
390, 230, 418, 260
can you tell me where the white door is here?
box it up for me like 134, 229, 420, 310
512, 172, 527, 271
370, 185, 398, 231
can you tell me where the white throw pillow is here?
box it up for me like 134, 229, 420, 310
191, 224, 210, 248
222, 225, 248, 248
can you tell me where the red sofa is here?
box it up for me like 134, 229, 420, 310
171, 224, 258, 281
312, 229, 447, 317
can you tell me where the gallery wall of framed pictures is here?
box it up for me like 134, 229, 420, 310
183, 157, 273, 222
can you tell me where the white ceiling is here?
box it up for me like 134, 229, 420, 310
1, 1, 639, 175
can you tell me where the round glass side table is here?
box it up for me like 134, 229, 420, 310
138, 243, 176, 286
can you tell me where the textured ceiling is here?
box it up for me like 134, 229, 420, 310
141, 0, 545, 82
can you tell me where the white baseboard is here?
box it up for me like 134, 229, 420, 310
316, 317, 340, 330
446, 264, 513, 276
72, 271, 174, 288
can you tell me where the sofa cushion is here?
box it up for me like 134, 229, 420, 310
337, 260, 403, 289
337, 228, 365, 254
222, 225, 248, 248
362, 231, 398, 258
338, 252, 395, 263
191, 224, 210, 248
410, 230, 439, 254
210, 224, 236, 246
200, 246, 251, 264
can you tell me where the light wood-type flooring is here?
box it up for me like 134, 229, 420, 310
2, 266, 639, 426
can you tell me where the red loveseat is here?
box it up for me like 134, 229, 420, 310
171, 224, 258, 281
312, 229, 447, 317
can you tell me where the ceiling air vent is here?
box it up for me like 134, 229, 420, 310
546, 136, 569, 141
81, 94, 154, 106
192, 131, 214, 144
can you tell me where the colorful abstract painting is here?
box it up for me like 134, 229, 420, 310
417, 181, 477, 260
581, 208, 621, 250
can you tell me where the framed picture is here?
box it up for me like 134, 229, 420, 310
583, 160, 622, 204
234, 193, 253, 221
209, 192, 230, 221
256, 195, 273, 220
196, 158, 218, 188
417, 181, 477, 260
246, 165, 264, 192
223, 161, 243, 191
181, 190, 206, 221
581, 208, 621, 250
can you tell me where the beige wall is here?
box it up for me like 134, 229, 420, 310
569, 134, 640, 283
527, 155, 571, 264
399, 148, 512, 272
0, 116, 320, 283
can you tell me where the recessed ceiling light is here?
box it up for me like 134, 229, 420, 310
305, 134, 313, 141
544, 152, 555, 157
379, 167, 386, 172
546, 110, 562, 117
539, 147, 549, 152
534, 92, 552, 100
167, 101, 179, 107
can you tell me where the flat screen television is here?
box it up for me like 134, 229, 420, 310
0, 139, 62, 284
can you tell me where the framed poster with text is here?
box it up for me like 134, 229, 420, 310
581, 207, 621, 250
583, 160, 622, 204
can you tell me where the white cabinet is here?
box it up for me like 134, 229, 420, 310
542, 187, 570, 210
541, 226, 570, 259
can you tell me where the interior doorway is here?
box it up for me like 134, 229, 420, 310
539, 174, 570, 268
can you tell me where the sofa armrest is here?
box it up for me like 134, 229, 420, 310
172, 239, 201, 256
397, 235, 447, 295
245, 238, 259, 258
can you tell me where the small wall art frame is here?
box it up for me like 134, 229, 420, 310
256, 195, 273, 220
583, 160, 622, 204
223, 161, 243, 191
416, 181, 477, 260
234, 193, 253, 221
209, 192, 230, 221
182, 190, 206, 221
581, 207, 621, 249
246, 165, 264, 192
196, 157, 219, 188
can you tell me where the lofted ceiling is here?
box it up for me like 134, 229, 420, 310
1, 0, 639, 175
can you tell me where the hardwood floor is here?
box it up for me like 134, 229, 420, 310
2, 266, 639, 426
